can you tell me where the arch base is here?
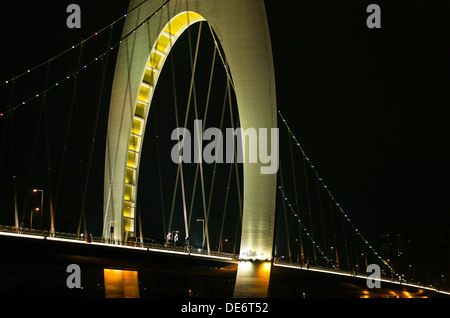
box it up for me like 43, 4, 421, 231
233, 261, 272, 298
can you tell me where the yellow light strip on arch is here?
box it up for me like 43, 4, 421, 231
122, 11, 206, 237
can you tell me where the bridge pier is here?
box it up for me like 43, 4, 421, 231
103, 269, 140, 298
233, 261, 272, 298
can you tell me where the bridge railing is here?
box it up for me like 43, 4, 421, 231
0, 224, 51, 237
274, 259, 409, 285
0, 225, 238, 260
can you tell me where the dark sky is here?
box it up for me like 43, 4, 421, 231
265, 0, 450, 234
0, 0, 449, 251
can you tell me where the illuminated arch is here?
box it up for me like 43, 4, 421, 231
104, 10, 206, 241
104, 1, 278, 296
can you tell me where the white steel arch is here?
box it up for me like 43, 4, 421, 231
104, 0, 278, 297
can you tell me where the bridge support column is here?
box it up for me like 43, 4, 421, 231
234, 261, 272, 298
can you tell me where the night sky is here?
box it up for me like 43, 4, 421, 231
1, 0, 449, 253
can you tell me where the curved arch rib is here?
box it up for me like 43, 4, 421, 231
104, 0, 278, 297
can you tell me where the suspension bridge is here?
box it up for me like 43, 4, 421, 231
0, 0, 449, 298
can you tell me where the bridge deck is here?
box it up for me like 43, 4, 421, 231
0, 228, 449, 298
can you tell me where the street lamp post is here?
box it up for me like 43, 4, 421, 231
221, 238, 229, 253
33, 189, 43, 230
197, 219, 205, 250
30, 208, 39, 230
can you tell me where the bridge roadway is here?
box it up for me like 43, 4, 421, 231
0, 227, 449, 298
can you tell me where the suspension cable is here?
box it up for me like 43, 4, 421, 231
278, 160, 292, 263
152, 105, 167, 241
204, 21, 246, 256
7, 83, 17, 227
0, 0, 152, 87
226, 81, 243, 223
218, 162, 233, 253
1, 0, 172, 116
341, 206, 351, 269
230, 113, 243, 255
187, 21, 213, 254
328, 190, 340, 267
278, 109, 400, 277
166, 11, 190, 247
0, 77, 14, 169
78, 26, 114, 236
43, 74, 56, 236
302, 149, 317, 264
207, 23, 235, 91
20, 65, 48, 230
203, 48, 219, 232
216, 84, 233, 252
278, 186, 328, 263
53, 42, 84, 233
288, 133, 305, 265
315, 170, 327, 259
